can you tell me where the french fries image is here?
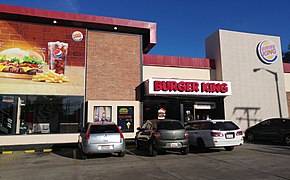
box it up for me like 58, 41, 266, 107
32, 70, 70, 83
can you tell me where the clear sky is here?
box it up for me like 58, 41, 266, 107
1, 0, 289, 58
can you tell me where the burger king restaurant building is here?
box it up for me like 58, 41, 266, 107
0, 4, 289, 147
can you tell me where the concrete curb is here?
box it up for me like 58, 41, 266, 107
0, 149, 53, 154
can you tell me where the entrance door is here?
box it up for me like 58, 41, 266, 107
0, 96, 18, 134
143, 99, 180, 122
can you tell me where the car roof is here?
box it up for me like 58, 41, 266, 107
264, 118, 290, 121
147, 119, 181, 123
87, 121, 116, 126
187, 119, 234, 123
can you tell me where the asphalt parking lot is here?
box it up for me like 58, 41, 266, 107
1, 142, 290, 180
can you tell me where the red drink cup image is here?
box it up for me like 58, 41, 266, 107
48, 42, 68, 74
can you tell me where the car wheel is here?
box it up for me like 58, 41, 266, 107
135, 139, 140, 150
181, 147, 189, 155
79, 144, 87, 159
246, 131, 255, 142
197, 138, 205, 151
224, 146, 234, 151
118, 151, 125, 157
284, 134, 290, 146
149, 143, 157, 157
80, 149, 87, 159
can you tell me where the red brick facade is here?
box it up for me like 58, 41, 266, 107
86, 31, 141, 101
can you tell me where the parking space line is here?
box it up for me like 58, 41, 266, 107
24, 150, 35, 153
43, 149, 52, 153
2, 151, 13, 155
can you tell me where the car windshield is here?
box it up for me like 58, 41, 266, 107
212, 122, 239, 131
157, 121, 184, 130
90, 125, 119, 134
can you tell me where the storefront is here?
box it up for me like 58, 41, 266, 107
139, 78, 231, 123
1, 4, 290, 147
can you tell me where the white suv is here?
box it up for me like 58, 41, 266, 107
185, 120, 244, 151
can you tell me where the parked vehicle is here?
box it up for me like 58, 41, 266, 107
78, 121, 126, 158
185, 120, 243, 151
245, 118, 290, 145
135, 119, 189, 156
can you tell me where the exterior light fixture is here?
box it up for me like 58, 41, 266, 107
53, 20, 57, 24
114, 27, 118, 30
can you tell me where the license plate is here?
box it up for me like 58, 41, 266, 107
226, 134, 234, 139
170, 143, 179, 147
98, 145, 113, 150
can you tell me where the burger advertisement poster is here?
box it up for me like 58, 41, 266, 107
0, 20, 86, 96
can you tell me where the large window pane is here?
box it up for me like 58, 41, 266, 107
0, 95, 84, 135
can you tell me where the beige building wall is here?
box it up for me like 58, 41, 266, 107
143, 66, 213, 81
284, 73, 290, 91
0, 134, 79, 146
206, 30, 288, 131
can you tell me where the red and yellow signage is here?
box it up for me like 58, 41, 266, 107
148, 78, 231, 96
0, 20, 86, 95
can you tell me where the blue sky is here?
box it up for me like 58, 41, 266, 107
1, 0, 289, 58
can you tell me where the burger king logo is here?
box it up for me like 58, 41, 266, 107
72, 31, 83, 42
53, 49, 63, 58
257, 40, 278, 64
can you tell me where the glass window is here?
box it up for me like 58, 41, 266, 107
94, 106, 112, 122
157, 121, 184, 130
90, 125, 119, 134
211, 122, 239, 130
141, 122, 147, 129
200, 122, 212, 130
0, 95, 84, 135
260, 120, 271, 126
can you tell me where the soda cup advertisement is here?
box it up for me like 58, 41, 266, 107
0, 20, 86, 96
48, 42, 68, 75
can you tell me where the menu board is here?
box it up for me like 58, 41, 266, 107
117, 106, 134, 133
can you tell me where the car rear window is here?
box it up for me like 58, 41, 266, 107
90, 125, 119, 134
157, 121, 184, 130
211, 122, 239, 131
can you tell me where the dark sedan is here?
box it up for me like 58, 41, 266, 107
245, 118, 290, 145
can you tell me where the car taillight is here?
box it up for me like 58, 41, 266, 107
236, 131, 243, 136
85, 127, 91, 140
117, 126, 124, 139
153, 132, 162, 139
211, 132, 223, 137
184, 131, 189, 139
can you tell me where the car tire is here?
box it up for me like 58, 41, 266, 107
79, 144, 87, 159
149, 143, 157, 157
118, 151, 125, 157
224, 146, 234, 151
246, 131, 255, 142
80, 150, 87, 159
135, 139, 140, 150
284, 134, 290, 146
197, 138, 206, 151
181, 147, 189, 155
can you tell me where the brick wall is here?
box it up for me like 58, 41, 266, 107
86, 31, 141, 101
0, 20, 86, 66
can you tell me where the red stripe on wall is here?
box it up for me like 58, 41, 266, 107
283, 63, 290, 73
143, 54, 215, 69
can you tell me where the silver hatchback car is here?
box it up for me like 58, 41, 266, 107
78, 122, 126, 158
